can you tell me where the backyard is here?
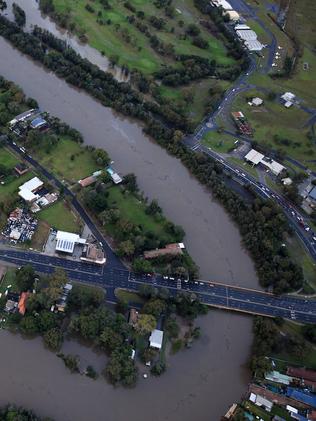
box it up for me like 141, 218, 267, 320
34, 137, 100, 184
37, 200, 82, 233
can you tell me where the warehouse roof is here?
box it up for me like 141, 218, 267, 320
149, 329, 164, 350
19, 177, 43, 193
18, 189, 38, 202
236, 29, 258, 41
55, 231, 86, 254
245, 149, 264, 165
245, 40, 264, 51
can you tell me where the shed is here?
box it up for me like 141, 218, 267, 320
245, 40, 264, 51
245, 149, 264, 165
252, 97, 263, 106
236, 30, 257, 41
149, 329, 164, 350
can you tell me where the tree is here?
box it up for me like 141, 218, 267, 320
99, 327, 124, 352
15, 265, 36, 292
44, 269, 67, 304
142, 298, 166, 318
68, 284, 105, 310
37, 310, 58, 332
165, 317, 179, 338
151, 361, 166, 376
122, 173, 138, 192
132, 258, 153, 274
118, 240, 135, 257
43, 327, 63, 351
145, 199, 161, 215
135, 314, 157, 335
92, 148, 109, 166
302, 325, 316, 344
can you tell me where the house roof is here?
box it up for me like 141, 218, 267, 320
19, 177, 43, 193
245, 40, 264, 51
308, 186, 316, 201
245, 149, 264, 165
55, 230, 85, 254
79, 176, 97, 187
18, 189, 38, 202
18, 292, 30, 315
30, 117, 47, 129
149, 329, 164, 349
236, 29, 258, 41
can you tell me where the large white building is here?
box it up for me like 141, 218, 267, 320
18, 176, 43, 203
55, 231, 86, 254
211, 0, 233, 11
149, 329, 164, 350
245, 149, 286, 176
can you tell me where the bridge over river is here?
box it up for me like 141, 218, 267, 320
0, 249, 315, 324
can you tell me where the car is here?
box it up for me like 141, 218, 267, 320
241, 173, 246, 177
305, 227, 310, 232
313, 236, 316, 241
12, 141, 16, 145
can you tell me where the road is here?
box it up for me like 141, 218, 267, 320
0, 248, 315, 323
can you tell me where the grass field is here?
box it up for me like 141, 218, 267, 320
52, 0, 233, 74
37, 201, 81, 232
105, 186, 176, 242
0, 171, 34, 202
115, 288, 144, 305
201, 130, 237, 153
231, 91, 316, 170
0, 269, 17, 295
0, 147, 19, 169
34, 137, 100, 184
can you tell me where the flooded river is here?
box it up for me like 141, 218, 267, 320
0, 3, 258, 419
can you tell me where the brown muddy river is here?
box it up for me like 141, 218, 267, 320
0, 2, 258, 419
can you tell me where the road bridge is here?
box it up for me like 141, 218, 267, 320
0, 249, 315, 324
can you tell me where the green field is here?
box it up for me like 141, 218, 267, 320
115, 288, 144, 305
52, 0, 233, 74
34, 137, 100, 184
0, 147, 19, 169
201, 130, 237, 153
0, 269, 17, 295
0, 171, 34, 202
105, 186, 176, 242
231, 91, 316, 170
37, 201, 81, 232
228, 156, 259, 180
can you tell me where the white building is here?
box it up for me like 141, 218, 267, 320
211, 0, 233, 11
225, 10, 240, 21
281, 92, 296, 108
236, 30, 258, 41
149, 329, 164, 350
252, 97, 263, 106
245, 149, 286, 176
245, 40, 264, 52
55, 230, 86, 254
18, 176, 43, 203
245, 149, 265, 165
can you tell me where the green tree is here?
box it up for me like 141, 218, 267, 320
142, 298, 166, 319
68, 284, 105, 310
15, 265, 36, 292
135, 314, 156, 335
43, 327, 63, 351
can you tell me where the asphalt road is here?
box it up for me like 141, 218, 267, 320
0, 249, 315, 323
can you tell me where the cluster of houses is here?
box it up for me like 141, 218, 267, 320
9, 109, 48, 136
224, 365, 316, 420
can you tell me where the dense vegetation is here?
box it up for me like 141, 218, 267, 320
0, 404, 52, 421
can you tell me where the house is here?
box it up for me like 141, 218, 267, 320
4, 292, 19, 313
245, 149, 265, 166
30, 117, 47, 130
18, 176, 43, 203
55, 230, 86, 254
18, 291, 30, 315
308, 186, 316, 202
265, 370, 293, 385
106, 167, 122, 184
245, 149, 286, 176
252, 97, 263, 106
128, 309, 139, 327
225, 10, 240, 21
281, 92, 296, 108
282, 177, 293, 186
14, 163, 28, 176
149, 329, 164, 350
144, 243, 185, 260
80, 243, 106, 265
78, 175, 97, 188
53, 283, 73, 313
211, 0, 233, 11
245, 40, 264, 52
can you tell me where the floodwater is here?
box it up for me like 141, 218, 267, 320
0, 3, 258, 419
0, 311, 252, 421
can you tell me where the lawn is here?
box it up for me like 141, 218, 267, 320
0, 147, 19, 169
286, 233, 316, 291
30, 220, 50, 251
271, 321, 316, 370
0, 269, 18, 295
0, 171, 34, 202
52, 0, 233, 74
115, 288, 144, 305
202, 130, 237, 153
105, 186, 176, 242
37, 201, 81, 233
34, 137, 100, 184
231, 91, 316, 170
